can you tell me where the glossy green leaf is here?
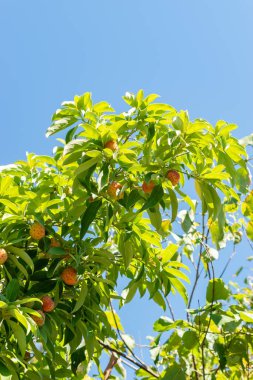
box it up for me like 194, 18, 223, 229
139, 185, 164, 212
80, 199, 102, 239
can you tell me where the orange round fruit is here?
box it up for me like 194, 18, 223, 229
50, 238, 61, 248
32, 310, 45, 327
142, 180, 155, 193
107, 182, 123, 200
41, 295, 55, 313
0, 249, 8, 265
61, 267, 78, 285
167, 170, 180, 186
30, 222, 45, 240
104, 140, 118, 151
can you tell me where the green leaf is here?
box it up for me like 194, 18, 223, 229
181, 212, 192, 233
8, 255, 29, 279
218, 150, 236, 184
182, 330, 198, 349
165, 267, 190, 284
147, 205, 162, 231
72, 280, 88, 313
93, 101, 115, 113
239, 311, 253, 323
0, 301, 8, 308
75, 155, 101, 177
201, 165, 230, 180
169, 277, 188, 304
80, 199, 102, 239
144, 93, 160, 104
105, 310, 123, 330
0, 198, 19, 214
47, 247, 67, 256
246, 221, 253, 241
162, 363, 186, 380
121, 282, 138, 304
8, 320, 26, 357
126, 189, 141, 208
71, 346, 86, 374
55, 369, 73, 378
139, 185, 164, 212
168, 188, 178, 222
6, 279, 20, 302
6, 308, 29, 332
206, 278, 230, 303
63, 139, 87, 157
235, 167, 250, 193
152, 290, 166, 311
118, 233, 134, 269
46, 117, 77, 137
28, 280, 57, 294
0, 360, 11, 376
8, 246, 34, 272
153, 316, 174, 332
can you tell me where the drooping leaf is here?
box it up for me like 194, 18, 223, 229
139, 185, 164, 212
80, 199, 102, 239
6, 279, 20, 302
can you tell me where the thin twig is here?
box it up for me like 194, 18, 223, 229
187, 213, 205, 319
243, 225, 253, 252
187, 212, 205, 378
121, 358, 138, 371
165, 297, 175, 321
109, 300, 147, 368
97, 339, 159, 378
200, 259, 215, 380
219, 243, 236, 278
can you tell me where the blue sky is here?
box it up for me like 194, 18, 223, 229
1, 1, 253, 378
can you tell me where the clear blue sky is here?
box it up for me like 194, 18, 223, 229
1, 1, 253, 378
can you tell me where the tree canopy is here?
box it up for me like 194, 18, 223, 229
0, 90, 253, 379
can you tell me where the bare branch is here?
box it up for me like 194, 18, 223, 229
97, 339, 159, 378
104, 354, 118, 380
187, 213, 206, 318
109, 300, 147, 368
219, 243, 236, 278
165, 297, 175, 321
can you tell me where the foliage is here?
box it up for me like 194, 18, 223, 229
0, 90, 252, 379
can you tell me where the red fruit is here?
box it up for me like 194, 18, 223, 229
167, 170, 180, 186
0, 249, 8, 265
32, 310, 45, 327
41, 295, 55, 312
30, 222, 45, 240
104, 140, 118, 151
107, 182, 123, 199
61, 267, 78, 285
142, 180, 155, 193
50, 238, 61, 248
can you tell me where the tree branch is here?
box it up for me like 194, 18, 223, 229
104, 353, 118, 380
165, 297, 175, 321
200, 258, 215, 380
187, 213, 205, 318
109, 300, 148, 369
97, 339, 159, 378
219, 243, 236, 278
